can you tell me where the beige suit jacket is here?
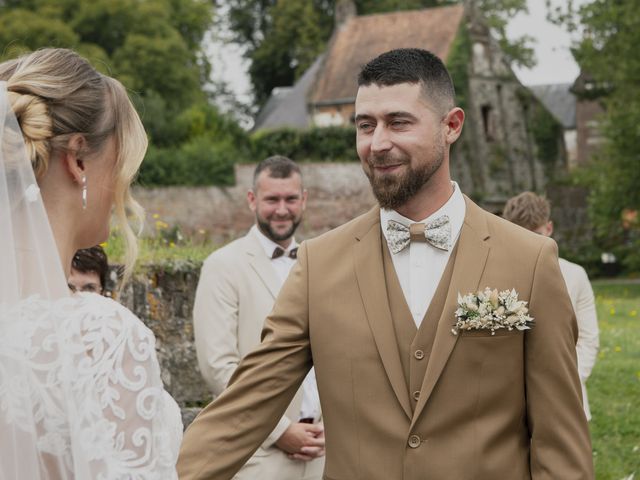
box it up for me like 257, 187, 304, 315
181, 197, 593, 480
193, 229, 304, 447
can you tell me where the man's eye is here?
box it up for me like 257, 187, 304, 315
391, 120, 409, 128
357, 123, 374, 132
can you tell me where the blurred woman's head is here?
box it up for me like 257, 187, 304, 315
0, 48, 146, 279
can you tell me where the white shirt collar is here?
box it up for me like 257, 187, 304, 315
250, 224, 298, 259
380, 181, 466, 244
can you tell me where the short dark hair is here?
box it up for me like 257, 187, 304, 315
72, 245, 109, 290
253, 155, 302, 189
357, 48, 455, 113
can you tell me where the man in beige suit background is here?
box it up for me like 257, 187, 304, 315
503, 191, 600, 421
193, 155, 325, 480
179, 49, 593, 479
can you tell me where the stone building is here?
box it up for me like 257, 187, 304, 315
530, 83, 577, 168
529, 75, 607, 170
572, 72, 606, 167
254, 2, 566, 210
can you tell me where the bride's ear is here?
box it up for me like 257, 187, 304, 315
62, 134, 87, 184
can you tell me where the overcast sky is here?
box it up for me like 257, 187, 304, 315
507, 0, 585, 86
207, 0, 587, 110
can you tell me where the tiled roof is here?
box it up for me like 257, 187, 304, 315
311, 4, 465, 104
252, 55, 324, 131
529, 83, 576, 129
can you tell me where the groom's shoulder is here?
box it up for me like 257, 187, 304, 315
472, 202, 553, 254
304, 207, 378, 249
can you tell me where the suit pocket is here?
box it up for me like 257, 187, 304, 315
459, 328, 524, 337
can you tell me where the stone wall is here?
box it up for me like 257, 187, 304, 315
134, 162, 376, 244
116, 266, 208, 408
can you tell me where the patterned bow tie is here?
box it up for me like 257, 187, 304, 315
272, 246, 298, 259
386, 216, 451, 254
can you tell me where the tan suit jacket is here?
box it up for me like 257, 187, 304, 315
181, 197, 593, 480
194, 229, 322, 478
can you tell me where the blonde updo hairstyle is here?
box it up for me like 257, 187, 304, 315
0, 48, 146, 283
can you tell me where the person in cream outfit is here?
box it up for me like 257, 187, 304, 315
503, 191, 599, 420
179, 49, 593, 480
193, 155, 325, 480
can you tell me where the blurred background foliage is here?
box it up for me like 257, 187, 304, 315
0, 0, 531, 186
2, 0, 638, 274
549, 0, 640, 274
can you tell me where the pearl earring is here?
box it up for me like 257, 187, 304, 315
81, 175, 87, 210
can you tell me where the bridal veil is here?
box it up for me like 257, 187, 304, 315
0, 80, 181, 478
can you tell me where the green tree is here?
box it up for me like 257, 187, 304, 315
248, 0, 332, 104
550, 0, 640, 271
0, 0, 251, 187
0, 0, 212, 112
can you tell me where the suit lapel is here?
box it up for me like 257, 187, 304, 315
354, 208, 413, 420
245, 230, 280, 299
411, 197, 491, 426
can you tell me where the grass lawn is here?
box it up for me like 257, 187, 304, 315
589, 281, 640, 479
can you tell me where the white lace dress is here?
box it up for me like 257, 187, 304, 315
0, 292, 183, 479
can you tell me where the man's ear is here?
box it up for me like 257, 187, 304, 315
443, 107, 465, 145
301, 189, 308, 211
247, 189, 257, 213
61, 134, 87, 184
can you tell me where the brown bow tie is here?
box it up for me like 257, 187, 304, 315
272, 247, 298, 259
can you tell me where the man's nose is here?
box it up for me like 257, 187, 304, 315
370, 126, 392, 153
275, 200, 288, 215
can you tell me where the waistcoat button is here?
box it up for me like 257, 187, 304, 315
408, 435, 421, 448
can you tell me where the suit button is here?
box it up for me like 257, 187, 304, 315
408, 435, 421, 448
413, 390, 420, 401
414, 349, 424, 360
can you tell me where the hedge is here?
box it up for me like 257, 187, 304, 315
137, 126, 358, 186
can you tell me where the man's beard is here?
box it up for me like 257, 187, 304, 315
364, 147, 444, 210
257, 215, 301, 242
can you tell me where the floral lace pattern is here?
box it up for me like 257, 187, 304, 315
0, 293, 182, 479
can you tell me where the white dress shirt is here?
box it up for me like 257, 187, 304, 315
252, 225, 321, 420
380, 182, 466, 327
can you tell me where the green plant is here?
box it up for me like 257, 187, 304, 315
250, 126, 357, 162
446, 26, 471, 111
138, 138, 239, 186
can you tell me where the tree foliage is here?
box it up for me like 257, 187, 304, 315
225, 0, 532, 106
550, 0, 640, 272
0, 0, 211, 112
0, 0, 251, 186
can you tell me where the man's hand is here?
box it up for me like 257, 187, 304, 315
275, 422, 325, 462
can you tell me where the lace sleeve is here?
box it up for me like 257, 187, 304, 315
75, 294, 183, 479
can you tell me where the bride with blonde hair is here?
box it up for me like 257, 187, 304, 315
0, 48, 182, 478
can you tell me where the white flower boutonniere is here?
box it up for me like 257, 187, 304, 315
452, 287, 534, 336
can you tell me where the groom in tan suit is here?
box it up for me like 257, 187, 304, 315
192, 156, 324, 479
179, 48, 593, 479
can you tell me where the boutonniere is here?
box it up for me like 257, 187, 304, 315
452, 287, 534, 336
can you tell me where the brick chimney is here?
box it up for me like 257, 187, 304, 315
335, 0, 356, 27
